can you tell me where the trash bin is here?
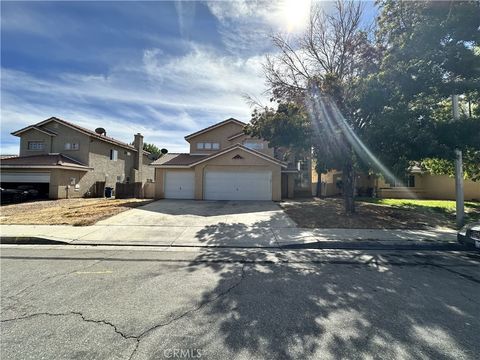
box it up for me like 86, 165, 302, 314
105, 187, 113, 198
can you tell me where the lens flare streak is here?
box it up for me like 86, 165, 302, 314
306, 89, 417, 198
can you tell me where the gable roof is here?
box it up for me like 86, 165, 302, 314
190, 144, 287, 167
11, 117, 150, 155
184, 118, 246, 140
152, 144, 286, 168
227, 131, 247, 141
0, 153, 92, 171
11, 125, 58, 137
151, 153, 208, 167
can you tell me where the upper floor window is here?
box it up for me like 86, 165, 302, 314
244, 141, 264, 150
27, 141, 45, 151
64, 142, 79, 150
110, 149, 118, 161
197, 142, 219, 150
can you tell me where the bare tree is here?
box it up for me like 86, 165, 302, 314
262, 0, 373, 214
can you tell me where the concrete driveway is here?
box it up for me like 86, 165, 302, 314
86, 200, 297, 247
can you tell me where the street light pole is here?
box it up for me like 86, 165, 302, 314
452, 94, 464, 228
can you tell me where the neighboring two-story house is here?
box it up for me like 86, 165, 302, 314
0, 117, 154, 199
152, 118, 305, 201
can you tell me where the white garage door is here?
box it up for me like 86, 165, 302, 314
164, 171, 195, 199
0, 172, 50, 183
204, 170, 272, 201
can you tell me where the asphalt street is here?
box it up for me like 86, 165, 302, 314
1, 245, 479, 360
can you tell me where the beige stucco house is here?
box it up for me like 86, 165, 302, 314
152, 118, 304, 201
0, 117, 154, 199
314, 167, 480, 201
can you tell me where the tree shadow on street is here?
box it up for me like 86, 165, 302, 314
183, 227, 479, 359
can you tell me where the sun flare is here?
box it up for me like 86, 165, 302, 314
281, 0, 312, 32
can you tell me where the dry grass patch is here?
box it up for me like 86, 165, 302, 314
280, 197, 468, 229
0, 198, 152, 226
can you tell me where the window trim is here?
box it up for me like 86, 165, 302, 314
243, 140, 264, 150
27, 141, 45, 151
64, 142, 80, 151
110, 149, 118, 161
197, 142, 220, 150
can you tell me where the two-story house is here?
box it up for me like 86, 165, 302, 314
152, 118, 306, 201
0, 117, 154, 199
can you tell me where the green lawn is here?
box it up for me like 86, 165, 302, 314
357, 198, 480, 223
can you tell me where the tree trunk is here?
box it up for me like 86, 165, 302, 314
316, 170, 322, 197
342, 159, 355, 214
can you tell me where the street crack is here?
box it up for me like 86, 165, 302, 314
1, 261, 248, 360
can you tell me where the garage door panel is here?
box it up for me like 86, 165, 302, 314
204, 170, 272, 201
165, 171, 195, 199
0, 172, 50, 183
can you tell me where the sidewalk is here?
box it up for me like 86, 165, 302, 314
0, 224, 458, 248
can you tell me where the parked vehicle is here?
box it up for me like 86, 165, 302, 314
458, 222, 480, 249
0, 187, 28, 204
16, 185, 40, 199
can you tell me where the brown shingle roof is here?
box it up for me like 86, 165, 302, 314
151, 153, 209, 167
184, 118, 246, 140
227, 131, 247, 140
0, 153, 92, 171
12, 117, 150, 155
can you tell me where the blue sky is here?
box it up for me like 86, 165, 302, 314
1, 1, 377, 154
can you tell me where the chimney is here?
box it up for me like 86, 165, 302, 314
133, 133, 144, 179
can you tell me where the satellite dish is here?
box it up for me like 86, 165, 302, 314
95, 127, 106, 136
161, 148, 168, 154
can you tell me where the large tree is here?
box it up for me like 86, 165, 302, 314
259, 0, 377, 213
252, 0, 479, 215
362, 0, 480, 179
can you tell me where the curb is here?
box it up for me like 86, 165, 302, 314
0, 237, 70, 245
0, 236, 474, 251
280, 240, 469, 251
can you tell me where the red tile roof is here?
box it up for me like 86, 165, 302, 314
0, 153, 92, 171
152, 144, 287, 168
12, 117, 150, 155
184, 118, 246, 140
151, 153, 209, 166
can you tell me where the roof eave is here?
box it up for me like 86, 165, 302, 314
184, 118, 246, 140
11, 126, 57, 137
151, 165, 193, 168
0, 165, 92, 171
188, 144, 287, 168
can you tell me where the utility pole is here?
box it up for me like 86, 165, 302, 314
452, 94, 464, 228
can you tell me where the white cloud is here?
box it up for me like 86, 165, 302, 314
1, 43, 270, 154
174, 1, 197, 38
206, 0, 312, 54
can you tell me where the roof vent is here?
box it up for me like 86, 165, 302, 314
232, 154, 244, 160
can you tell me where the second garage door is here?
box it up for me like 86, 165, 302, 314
165, 170, 195, 199
204, 170, 272, 201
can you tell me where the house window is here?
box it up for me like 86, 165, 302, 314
244, 141, 264, 150
27, 141, 44, 150
64, 142, 79, 150
110, 149, 118, 161
197, 142, 219, 150
406, 175, 415, 188
393, 175, 415, 187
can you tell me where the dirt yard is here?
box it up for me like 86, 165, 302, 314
280, 198, 480, 229
0, 198, 152, 226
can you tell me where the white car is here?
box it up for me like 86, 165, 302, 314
458, 222, 480, 249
